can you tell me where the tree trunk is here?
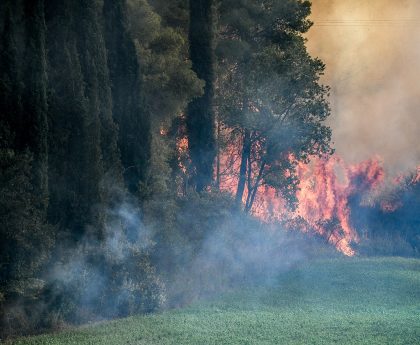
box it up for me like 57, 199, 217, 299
216, 117, 221, 189
235, 128, 251, 204
245, 160, 266, 213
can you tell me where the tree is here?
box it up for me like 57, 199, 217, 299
44, 0, 165, 325
148, 0, 189, 32
216, 0, 332, 212
45, 0, 106, 242
187, 0, 217, 192
127, 0, 202, 199
104, 0, 151, 195
0, 1, 53, 334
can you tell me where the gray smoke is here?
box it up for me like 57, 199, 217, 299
307, 0, 420, 176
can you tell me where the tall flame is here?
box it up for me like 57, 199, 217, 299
214, 134, 387, 255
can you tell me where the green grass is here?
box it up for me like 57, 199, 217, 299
10, 257, 420, 345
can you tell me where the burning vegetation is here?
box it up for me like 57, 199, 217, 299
175, 131, 419, 257
1, 0, 420, 339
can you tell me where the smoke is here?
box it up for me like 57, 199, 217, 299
144, 191, 340, 308
306, 0, 420, 176
37, 190, 166, 326
104, 201, 153, 260
169, 220, 319, 308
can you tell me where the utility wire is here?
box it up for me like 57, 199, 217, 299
312, 19, 420, 27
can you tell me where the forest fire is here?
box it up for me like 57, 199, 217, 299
213, 136, 417, 255
3, 0, 420, 340
217, 152, 383, 256
175, 132, 419, 256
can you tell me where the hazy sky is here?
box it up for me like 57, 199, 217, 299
306, 0, 420, 175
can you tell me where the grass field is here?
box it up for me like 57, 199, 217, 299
9, 257, 420, 345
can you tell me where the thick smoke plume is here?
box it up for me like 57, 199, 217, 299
306, 0, 420, 176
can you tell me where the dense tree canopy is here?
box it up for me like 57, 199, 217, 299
216, 0, 332, 211
0, 1, 333, 335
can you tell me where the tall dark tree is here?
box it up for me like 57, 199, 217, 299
44, 0, 164, 323
187, 0, 216, 191
104, 0, 151, 195
0, 0, 53, 335
22, 0, 49, 206
0, 0, 49, 207
45, 0, 105, 242
0, 0, 168, 335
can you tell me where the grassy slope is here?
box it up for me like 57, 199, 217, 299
11, 257, 420, 345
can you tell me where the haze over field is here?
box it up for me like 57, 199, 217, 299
307, 0, 420, 175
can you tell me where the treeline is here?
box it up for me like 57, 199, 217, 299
0, 0, 333, 337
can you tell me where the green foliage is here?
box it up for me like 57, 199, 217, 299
128, 0, 203, 122
103, 0, 151, 195
0, 147, 53, 337
149, 0, 189, 31
1, 0, 166, 337
127, 0, 202, 198
216, 0, 332, 210
0, 1, 53, 336
43, 0, 168, 324
43, 240, 165, 324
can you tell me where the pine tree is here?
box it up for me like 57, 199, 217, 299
216, 0, 332, 211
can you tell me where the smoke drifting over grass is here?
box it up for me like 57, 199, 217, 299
307, 0, 420, 176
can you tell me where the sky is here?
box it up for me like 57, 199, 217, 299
306, 0, 420, 175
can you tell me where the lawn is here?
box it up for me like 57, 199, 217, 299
9, 257, 420, 345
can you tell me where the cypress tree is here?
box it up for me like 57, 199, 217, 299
187, 0, 216, 192
0, 0, 49, 206
1, 0, 165, 332
0, 1, 53, 334
103, 0, 151, 195
21, 0, 49, 207
45, 0, 104, 242
0, 3, 21, 139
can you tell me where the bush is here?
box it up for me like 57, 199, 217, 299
38, 239, 166, 327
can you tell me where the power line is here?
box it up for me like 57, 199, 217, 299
312, 19, 420, 27
313, 19, 420, 22
313, 25, 420, 26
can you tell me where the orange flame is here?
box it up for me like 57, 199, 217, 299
177, 137, 189, 174
217, 147, 386, 256
414, 167, 420, 184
